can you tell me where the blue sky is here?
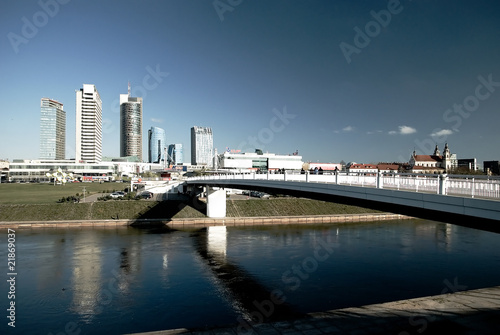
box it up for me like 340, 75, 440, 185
1, 0, 499, 165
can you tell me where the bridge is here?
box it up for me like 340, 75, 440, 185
184, 172, 500, 229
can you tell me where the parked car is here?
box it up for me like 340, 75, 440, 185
138, 191, 153, 199
110, 192, 124, 198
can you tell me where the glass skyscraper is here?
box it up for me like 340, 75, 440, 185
120, 94, 143, 161
148, 126, 166, 163
167, 143, 183, 166
40, 98, 65, 160
191, 126, 213, 166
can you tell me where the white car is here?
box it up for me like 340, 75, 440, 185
110, 192, 124, 198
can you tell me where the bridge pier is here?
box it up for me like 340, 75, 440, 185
206, 186, 226, 218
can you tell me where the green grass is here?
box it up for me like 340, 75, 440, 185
0, 183, 380, 221
0, 182, 129, 204
226, 198, 376, 217
0, 198, 379, 222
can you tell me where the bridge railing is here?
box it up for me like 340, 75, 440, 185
187, 172, 500, 200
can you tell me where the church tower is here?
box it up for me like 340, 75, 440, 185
433, 144, 440, 157
442, 143, 451, 171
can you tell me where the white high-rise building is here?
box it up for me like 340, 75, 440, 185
76, 84, 102, 163
191, 126, 213, 166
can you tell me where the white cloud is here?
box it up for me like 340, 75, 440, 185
151, 118, 163, 123
334, 126, 354, 133
342, 126, 354, 132
389, 125, 416, 135
430, 129, 453, 137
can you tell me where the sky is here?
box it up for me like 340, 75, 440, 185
0, 0, 499, 165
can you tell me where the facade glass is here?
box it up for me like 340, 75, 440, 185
148, 127, 166, 163
120, 94, 143, 161
191, 126, 213, 166
40, 98, 65, 160
167, 143, 183, 165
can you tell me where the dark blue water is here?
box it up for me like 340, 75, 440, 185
2, 219, 500, 335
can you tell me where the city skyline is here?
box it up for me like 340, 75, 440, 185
1, 1, 499, 165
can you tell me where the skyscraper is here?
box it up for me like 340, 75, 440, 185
167, 143, 183, 165
148, 126, 166, 163
76, 84, 102, 163
120, 93, 143, 161
191, 126, 213, 166
40, 98, 65, 160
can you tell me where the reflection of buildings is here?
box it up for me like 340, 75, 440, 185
71, 232, 102, 317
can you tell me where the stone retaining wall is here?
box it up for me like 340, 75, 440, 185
0, 213, 414, 229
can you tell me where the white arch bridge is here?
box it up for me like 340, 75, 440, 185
185, 172, 500, 230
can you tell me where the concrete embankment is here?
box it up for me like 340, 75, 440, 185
0, 212, 413, 229
129, 285, 500, 335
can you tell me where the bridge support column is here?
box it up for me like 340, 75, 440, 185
206, 187, 226, 218
439, 174, 448, 195
377, 172, 384, 189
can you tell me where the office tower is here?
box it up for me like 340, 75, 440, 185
167, 143, 183, 165
120, 92, 143, 161
75, 84, 102, 163
148, 126, 166, 163
191, 126, 213, 166
40, 98, 65, 160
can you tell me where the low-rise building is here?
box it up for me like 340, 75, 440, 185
217, 151, 303, 172
408, 143, 457, 173
484, 161, 500, 175
8, 159, 115, 182
347, 163, 378, 175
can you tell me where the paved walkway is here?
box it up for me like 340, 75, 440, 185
129, 285, 500, 335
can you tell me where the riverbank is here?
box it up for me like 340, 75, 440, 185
129, 285, 500, 335
0, 212, 413, 228
0, 198, 384, 222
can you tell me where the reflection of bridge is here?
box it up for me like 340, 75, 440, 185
185, 172, 500, 226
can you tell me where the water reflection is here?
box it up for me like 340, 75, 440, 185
194, 226, 303, 323
9, 220, 500, 335
71, 232, 102, 321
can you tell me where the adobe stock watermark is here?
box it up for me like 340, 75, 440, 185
213, 0, 243, 22
236, 237, 337, 333
398, 277, 467, 335
103, 64, 169, 134
397, 73, 499, 162
236, 106, 296, 153
7, 0, 71, 54
339, 0, 404, 64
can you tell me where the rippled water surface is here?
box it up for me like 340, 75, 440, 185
2, 219, 500, 334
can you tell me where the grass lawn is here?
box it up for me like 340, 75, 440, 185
0, 182, 129, 204
0, 182, 380, 221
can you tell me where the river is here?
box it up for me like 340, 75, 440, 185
2, 219, 500, 334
